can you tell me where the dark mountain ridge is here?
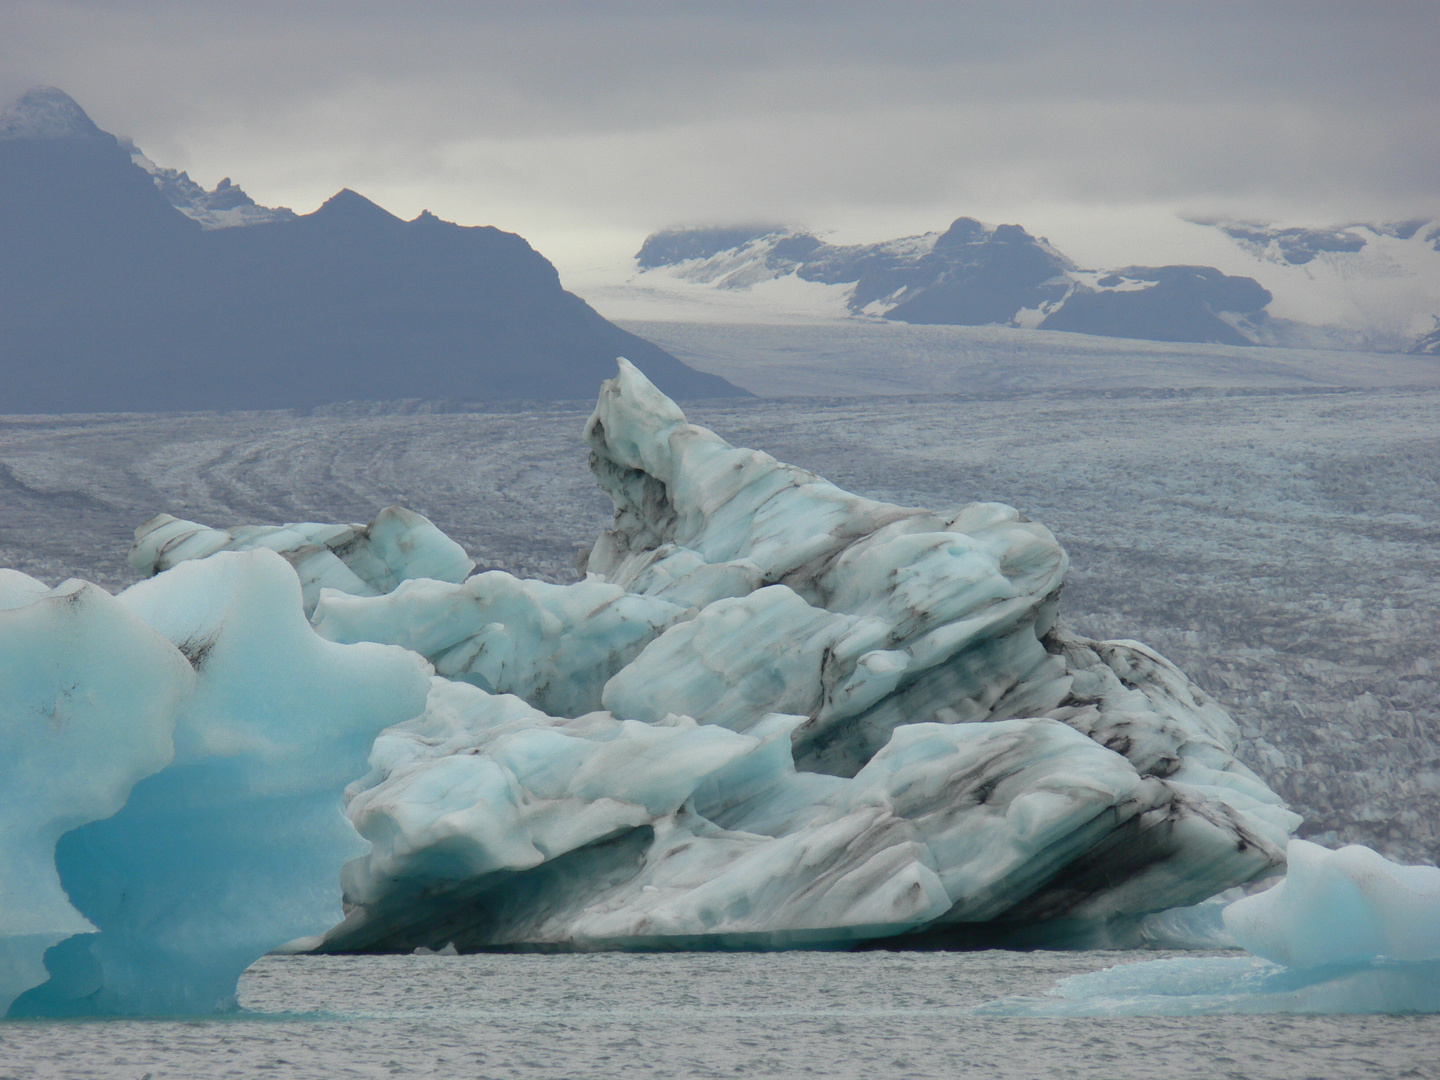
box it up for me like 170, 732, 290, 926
0, 88, 743, 414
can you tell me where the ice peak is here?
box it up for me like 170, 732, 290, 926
0, 87, 110, 142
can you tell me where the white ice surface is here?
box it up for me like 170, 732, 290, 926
1223, 840, 1440, 968
314, 572, 683, 717
619, 319, 1440, 399
130, 505, 474, 616
983, 841, 1440, 1015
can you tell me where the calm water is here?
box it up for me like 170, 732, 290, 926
1, 951, 1437, 1079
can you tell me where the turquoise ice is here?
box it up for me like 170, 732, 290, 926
981, 840, 1440, 1015
2, 552, 430, 1015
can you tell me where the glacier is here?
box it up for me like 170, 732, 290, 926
1, 552, 430, 1015
980, 841, 1440, 1015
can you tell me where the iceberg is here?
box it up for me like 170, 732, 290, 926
300, 361, 1296, 950
0, 570, 191, 1015
1224, 840, 1440, 968
980, 841, 1440, 1015
2, 552, 430, 1015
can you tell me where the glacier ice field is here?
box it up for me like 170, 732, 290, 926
1, 360, 1438, 1018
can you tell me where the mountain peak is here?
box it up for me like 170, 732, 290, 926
0, 87, 110, 142
311, 188, 401, 224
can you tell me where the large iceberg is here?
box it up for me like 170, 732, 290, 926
299, 360, 1297, 950
980, 840, 1440, 1015
1, 552, 430, 1015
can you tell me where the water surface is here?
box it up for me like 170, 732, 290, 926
2, 952, 1437, 1079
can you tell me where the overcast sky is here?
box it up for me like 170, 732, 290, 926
4, 1, 1438, 274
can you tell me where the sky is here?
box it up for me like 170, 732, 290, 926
3, 1, 1438, 279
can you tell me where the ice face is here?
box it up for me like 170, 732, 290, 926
0, 572, 191, 1014
313, 572, 684, 717
3, 552, 430, 1016
1223, 840, 1440, 968
323, 685, 1288, 951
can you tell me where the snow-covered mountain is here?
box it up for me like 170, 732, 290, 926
1189, 218, 1440, 354
2, 87, 295, 230
124, 142, 295, 230
633, 215, 1440, 354
636, 220, 1274, 347
1412, 319, 1440, 356
0, 85, 109, 142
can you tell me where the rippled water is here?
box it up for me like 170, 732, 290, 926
2, 952, 1437, 1079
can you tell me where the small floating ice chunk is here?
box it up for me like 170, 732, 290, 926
1223, 839, 1440, 969
980, 841, 1440, 1016
978, 954, 1440, 1017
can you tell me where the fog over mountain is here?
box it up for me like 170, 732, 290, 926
4, 2, 1434, 276
0, 88, 743, 414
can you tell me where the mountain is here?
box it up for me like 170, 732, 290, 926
1412, 320, 1440, 356
1189, 218, 1440, 355
0, 88, 744, 414
634, 211, 1440, 353
636, 219, 1273, 347
124, 140, 296, 230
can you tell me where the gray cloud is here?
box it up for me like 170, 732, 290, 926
3, 1, 1437, 268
